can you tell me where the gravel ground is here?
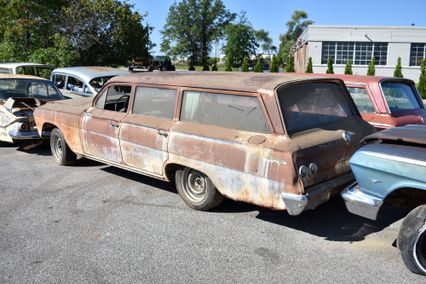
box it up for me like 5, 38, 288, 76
0, 144, 424, 283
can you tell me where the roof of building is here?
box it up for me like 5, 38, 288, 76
108, 71, 337, 92
52, 67, 130, 82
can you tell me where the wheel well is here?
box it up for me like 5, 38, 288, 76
384, 188, 426, 210
164, 163, 184, 182
41, 123, 57, 137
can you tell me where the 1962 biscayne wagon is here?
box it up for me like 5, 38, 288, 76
342, 124, 426, 275
34, 72, 374, 215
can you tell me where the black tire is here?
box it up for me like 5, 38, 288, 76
50, 128, 76, 166
175, 167, 224, 211
397, 204, 426, 275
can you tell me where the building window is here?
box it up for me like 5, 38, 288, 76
321, 42, 336, 64
321, 42, 388, 66
335, 42, 354, 64
410, 43, 426, 66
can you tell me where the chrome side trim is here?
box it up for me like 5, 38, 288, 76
362, 151, 426, 168
341, 182, 383, 220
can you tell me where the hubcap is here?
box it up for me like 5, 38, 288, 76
52, 133, 63, 160
414, 225, 426, 273
183, 169, 207, 202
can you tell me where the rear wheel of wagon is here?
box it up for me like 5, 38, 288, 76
175, 167, 224, 211
50, 128, 76, 166
397, 204, 426, 275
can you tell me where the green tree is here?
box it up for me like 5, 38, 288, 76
344, 59, 353, 75
270, 55, 279, 72
211, 58, 218, 71
278, 10, 313, 67
61, 0, 153, 66
394, 57, 404, 78
225, 58, 233, 71
222, 13, 258, 68
242, 57, 249, 72
285, 54, 295, 72
254, 57, 263, 72
255, 29, 274, 56
28, 33, 77, 67
326, 57, 334, 74
367, 57, 376, 76
161, 0, 235, 67
418, 59, 426, 99
305, 57, 313, 73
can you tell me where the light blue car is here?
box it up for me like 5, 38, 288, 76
341, 124, 426, 275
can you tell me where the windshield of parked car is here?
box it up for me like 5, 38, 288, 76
381, 82, 422, 112
278, 82, 357, 134
16, 66, 53, 79
0, 67, 12, 74
0, 79, 64, 100
89, 76, 115, 92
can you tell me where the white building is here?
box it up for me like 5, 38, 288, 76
293, 25, 426, 82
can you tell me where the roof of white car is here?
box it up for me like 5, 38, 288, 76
0, 62, 53, 69
0, 74, 48, 80
51, 66, 130, 82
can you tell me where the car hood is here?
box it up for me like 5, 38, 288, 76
364, 124, 426, 146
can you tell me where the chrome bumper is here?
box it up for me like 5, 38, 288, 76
282, 173, 354, 216
341, 182, 383, 220
8, 130, 51, 140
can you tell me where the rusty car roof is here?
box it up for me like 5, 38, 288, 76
0, 74, 48, 80
108, 71, 337, 93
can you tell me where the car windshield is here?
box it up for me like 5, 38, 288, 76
278, 82, 357, 134
16, 66, 53, 79
0, 67, 12, 74
0, 79, 64, 100
89, 76, 115, 92
381, 82, 422, 112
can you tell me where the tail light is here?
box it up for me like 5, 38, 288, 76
19, 123, 29, 131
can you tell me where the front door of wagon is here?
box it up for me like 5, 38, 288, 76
119, 86, 177, 176
81, 85, 132, 164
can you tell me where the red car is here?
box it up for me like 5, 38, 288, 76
318, 74, 425, 130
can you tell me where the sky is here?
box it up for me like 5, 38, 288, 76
130, 0, 426, 54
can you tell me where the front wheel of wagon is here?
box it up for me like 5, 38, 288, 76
398, 204, 426, 275
175, 167, 224, 211
50, 128, 76, 166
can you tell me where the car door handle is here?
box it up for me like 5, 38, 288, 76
157, 129, 168, 137
110, 121, 120, 128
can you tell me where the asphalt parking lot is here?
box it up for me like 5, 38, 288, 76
0, 143, 424, 283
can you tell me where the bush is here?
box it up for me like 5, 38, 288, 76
367, 57, 376, 76
285, 54, 295, 72
326, 57, 334, 74
394, 57, 403, 78
254, 57, 263, 72
305, 57, 313, 73
242, 57, 249, 72
270, 55, 279, 73
344, 59, 353, 75
225, 58, 233, 71
418, 59, 426, 99
211, 58, 218, 71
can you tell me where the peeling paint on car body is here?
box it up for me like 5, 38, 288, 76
34, 72, 375, 214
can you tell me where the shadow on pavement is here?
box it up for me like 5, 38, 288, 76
255, 196, 409, 242
101, 166, 177, 194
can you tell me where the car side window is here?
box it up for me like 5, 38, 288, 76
52, 74, 66, 89
181, 91, 270, 133
347, 87, 376, 114
95, 85, 132, 112
66, 76, 84, 93
133, 87, 176, 119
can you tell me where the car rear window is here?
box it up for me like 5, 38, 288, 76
278, 82, 357, 135
381, 82, 422, 112
0, 79, 63, 100
347, 87, 376, 114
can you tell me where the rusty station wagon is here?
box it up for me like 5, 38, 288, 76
34, 72, 374, 214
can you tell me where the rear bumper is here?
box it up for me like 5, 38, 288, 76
8, 130, 51, 140
282, 173, 354, 216
341, 182, 383, 220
